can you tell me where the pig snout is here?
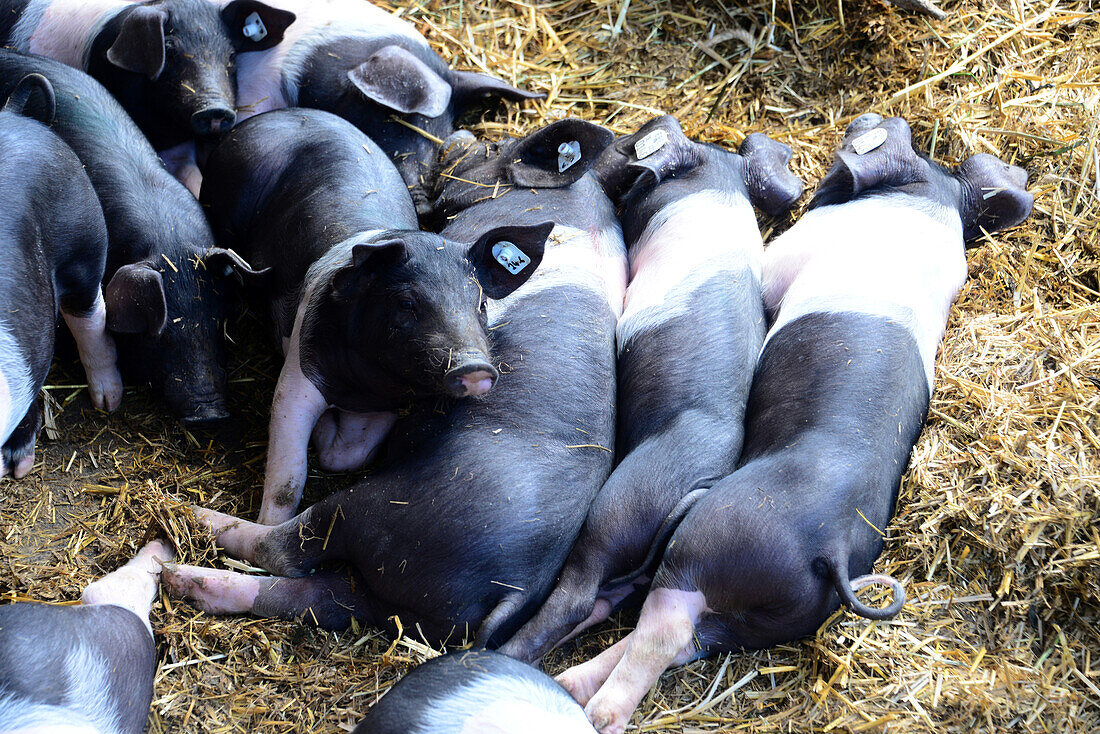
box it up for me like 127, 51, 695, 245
445, 360, 498, 398
192, 106, 236, 136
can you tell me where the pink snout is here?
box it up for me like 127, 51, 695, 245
446, 362, 498, 398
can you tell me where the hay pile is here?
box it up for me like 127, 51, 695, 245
1, 0, 1097, 731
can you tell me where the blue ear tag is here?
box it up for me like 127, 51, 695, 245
851, 127, 888, 155
558, 141, 581, 172
242, 12, 268, 42
492, 241, 532, 275
634, 129, 668, 160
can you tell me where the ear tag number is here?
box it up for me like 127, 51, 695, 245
558, 141, 581, 172
851, 127, 888, 155
492, 241, 531, 275
242, 12, 268, 42
634, 129, 669, 160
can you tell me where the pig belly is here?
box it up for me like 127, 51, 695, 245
20, 0, 131, 68
487, 224, 627, 323
231, 0, 427, 117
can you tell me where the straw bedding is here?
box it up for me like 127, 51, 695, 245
1, 0, 1096, 731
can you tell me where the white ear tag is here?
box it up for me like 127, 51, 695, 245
558, 141, 581, 172
851, 127, 888, 155
242, 12, 268, 42
634, 129, 668, 160
492, 241, 531, 275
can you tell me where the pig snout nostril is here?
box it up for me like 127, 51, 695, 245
445, 363, 498, 398
191, 107, 236, 136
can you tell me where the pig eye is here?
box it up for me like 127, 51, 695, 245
398, 298, 416, 312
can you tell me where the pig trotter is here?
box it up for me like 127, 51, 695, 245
556, 636, 632, 707
2, 403, 40, 479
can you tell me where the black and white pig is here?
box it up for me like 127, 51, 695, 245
501, 116, 803, 663
200, 107, 552, 525
161, 118, 626, 648
0, 73, 121, 478
0, 50, 254, 425
0, 540, 173, 733
354, 650, 595, 734
556, 114, 1034, 734
0, 0, 295, 190
218, 0, 543, 213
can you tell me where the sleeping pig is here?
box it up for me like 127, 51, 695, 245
557, 114, 1034, 734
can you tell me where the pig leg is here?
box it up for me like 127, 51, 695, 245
163, 565, 376, 630
582, 588, 707, 734
2, 402, 40, 479
311, 409, 397, 473
556, 636, 632, 706
80, 540, 176, 636
260, 353, 329, 525
61, 292, 123, 412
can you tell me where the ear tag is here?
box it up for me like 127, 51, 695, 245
492, 241, 531, 275
634, 129, 669, 160
242, 12, 268, 42
558, 141, 581, 172
851, 127, 888, 155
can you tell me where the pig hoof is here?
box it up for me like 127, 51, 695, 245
88, 368, 124, 412
586, 700, 628, 734
555, 671, 595, 706
2, 437, 37, 479
13, 453, 35, 479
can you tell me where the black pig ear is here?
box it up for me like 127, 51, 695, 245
955, 154, 1033, 241
222, 0, 297, 51
203, 247, 271, 285
616, 115, 697, 191
507, 119, 614, 188
450, 70, 545, 112
330, 237, 409, 302
738, 133, 803, 217
812, 115, 923, 207
2, 73, 55, 126
105, 263, 167, 338
347, 46, 452, 118
106, 6, 167, 80
468, 222, 553, 299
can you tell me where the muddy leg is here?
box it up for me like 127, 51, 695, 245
62, 292, 123, 412
81, 540, 176, 636
582, 587, 706, 734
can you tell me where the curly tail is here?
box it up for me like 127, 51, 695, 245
826, 558, 906, 620
604, 486, 710, 589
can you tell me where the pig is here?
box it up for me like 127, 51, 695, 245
0, 0, 295, 190
0, 540, 173, 733
161, 118, 626, 648
0, 73, 121, 478
500, 115, 804, 664
0, 49, 256, 424
199, 107, 553, 525
554, 114, 1034, 734
218, 0, 544, 214
354, 650, 596, 734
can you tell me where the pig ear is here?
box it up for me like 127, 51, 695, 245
106, 6, 167, 81
506, 119, 614, 188
450, 70, 545, 111
221, 0, 297, 51
2, 73, 55, 126
814, 116, 923, 205
737, 133, 804, 217
467, 222, 553, 299
203, 247, 272, 284
105, 263, 167, 338
330, 238, 409, 302
616, 116, 697, 191
347, 46, 452, 118
954, 154, 1033, 241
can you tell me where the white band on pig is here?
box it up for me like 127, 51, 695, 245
557, 140, 581, 172
0, 319, 35, 440
850, 127, 888, 155
634, 129, 669, 160
242, 11, 268, 42
492, 241, 532, 275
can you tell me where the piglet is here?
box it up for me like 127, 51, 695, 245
558, 114, 1034, 734
0, 540, 174, 732
220, 0, 543, 213
501, 116, 803, 663
0, 50, 257, 425
0, 73, 121, 477
0, 0, 295, 190
200, 107, 551, 525
354, 650, 595, 734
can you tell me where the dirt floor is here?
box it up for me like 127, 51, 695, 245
1, 0, 1097, 732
